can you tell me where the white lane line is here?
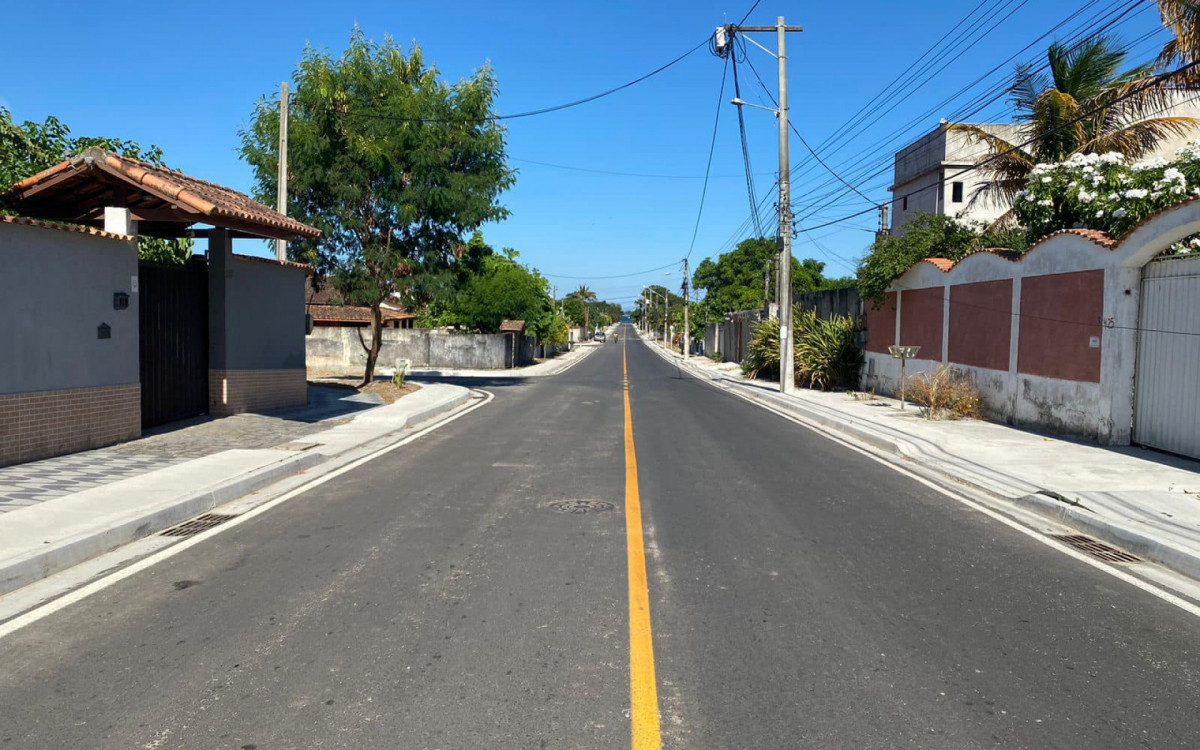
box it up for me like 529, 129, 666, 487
0, 390, 495, 641
645, 343, 1200, 621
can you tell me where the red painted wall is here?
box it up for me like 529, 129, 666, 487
898, 286, 944, 358
1018, 270, 1104, 383
864, 292, 897, 354
948, 279, 1012, 371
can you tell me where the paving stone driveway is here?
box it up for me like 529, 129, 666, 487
0, 453, 183, 513
0, 386, 382, 511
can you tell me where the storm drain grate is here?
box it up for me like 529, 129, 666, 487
550, 500, 614, 514
1051, 534, 1142, 563
161, 513, 238, 537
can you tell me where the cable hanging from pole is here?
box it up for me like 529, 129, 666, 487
730, 40, 765, 238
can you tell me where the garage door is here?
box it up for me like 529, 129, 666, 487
1134, 255, 1200, 459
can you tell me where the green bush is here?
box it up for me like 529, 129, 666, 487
742, 308, 863, 390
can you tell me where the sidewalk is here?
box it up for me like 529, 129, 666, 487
641, 334, 1200, 581
0, 383, 471, 598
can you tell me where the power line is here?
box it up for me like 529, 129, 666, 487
792, 0, 1148, 218
800, 57, 1200, 233
542, 261, 680, 280
740, 52, 876, 207
339, 37, 710, 124
796, 5, 1172, 224
509, 156, 771, 180
729, 43, 765, 237
686, 55, 731, 259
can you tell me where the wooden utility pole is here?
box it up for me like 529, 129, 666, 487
275, 81, 289, 262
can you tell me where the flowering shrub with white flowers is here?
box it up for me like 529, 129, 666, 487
1013, 144, 1200, 254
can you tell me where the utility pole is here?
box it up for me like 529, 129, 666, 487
763, 260, 771, 315
724, 17, 802, 395
682, 257, 690, 357
876, 203, 890, 242
663, 291, 669, 348
275, 81, 289, 262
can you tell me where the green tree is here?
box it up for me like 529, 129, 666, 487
453, 249, 556, 338
568, 285, 598, 336
239, 29, 514, 384
856, 213, 1027, 303
0, 107, 193, 263
951, 36, 1194, 216
692, 236, 836, 314
561, 296, 585, 327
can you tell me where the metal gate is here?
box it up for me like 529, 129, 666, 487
139, 258, 208, 428
1134, 255, 1200, 459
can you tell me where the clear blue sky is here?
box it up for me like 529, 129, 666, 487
0, 0, 1170, 307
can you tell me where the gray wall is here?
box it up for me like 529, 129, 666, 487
0, 222, 139, 394
225, 256, 307, 370
307, 327, 516, 370
796, 287, 859, 320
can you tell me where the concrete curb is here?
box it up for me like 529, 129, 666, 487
1014, 493, 1200, 582
0, 384, 475, 598
393, 388, 472, 428
641, 336, 1200, 582
0, 451, 323, 597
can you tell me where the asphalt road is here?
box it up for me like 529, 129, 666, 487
2, 325, 1200, 749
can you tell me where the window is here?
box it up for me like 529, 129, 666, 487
952, 181, 964, 203
902, 195, 908, 211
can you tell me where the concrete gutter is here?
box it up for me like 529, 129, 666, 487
643, 337, 1200, 583
0, 383, 472, 598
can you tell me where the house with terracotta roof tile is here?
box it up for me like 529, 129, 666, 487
0, 148, 321, 465
305, 280, 416, 329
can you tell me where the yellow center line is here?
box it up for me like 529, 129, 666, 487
623, 336, 663, 749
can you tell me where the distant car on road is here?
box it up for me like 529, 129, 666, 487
594, 330, 607, 342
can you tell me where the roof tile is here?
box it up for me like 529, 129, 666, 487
0, 214, 134, 242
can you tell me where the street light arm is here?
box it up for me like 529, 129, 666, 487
730, 98, 779, 115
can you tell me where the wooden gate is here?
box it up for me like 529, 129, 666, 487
139, 258, 208, 428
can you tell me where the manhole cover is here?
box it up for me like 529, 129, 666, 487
550, 500, 614, 514
1051, 534, 1141, 563
161, 513, 238, 537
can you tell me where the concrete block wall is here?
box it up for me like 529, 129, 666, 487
209, 369, 307, 417
306, 327, 516, 371
0, 384, 140, 467
861, 198, 1200, 444
0, 220, 142, 464
208, 232, 310, 414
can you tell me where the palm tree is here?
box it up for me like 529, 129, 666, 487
1156, 0, 1200, 77
952, 36, 1196, 218
569, 285, 597, 338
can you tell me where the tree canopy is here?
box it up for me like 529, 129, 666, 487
239, 29, 515, 383
452, 245, 557, 339
951, 36, 1194, 215
856, 213, 1028, 303
0, 107, 194, 263
692, 237, 846, 315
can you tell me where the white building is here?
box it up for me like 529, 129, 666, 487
890, 95, 1200, 234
